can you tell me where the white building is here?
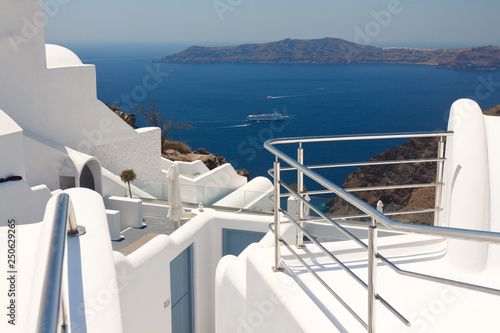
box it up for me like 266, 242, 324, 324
1, 1, 500, 332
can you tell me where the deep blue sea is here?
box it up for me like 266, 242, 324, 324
70, 43, 500, 190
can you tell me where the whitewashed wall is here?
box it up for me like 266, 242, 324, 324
114, 212, 273, 333
0, 0, 161, 187
90, 127, 163, 182
23, 133, 69, 190
0, 110, 26, 180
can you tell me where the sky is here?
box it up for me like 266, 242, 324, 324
43, 0, 500, 49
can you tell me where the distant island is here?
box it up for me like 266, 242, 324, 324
154, 37, 500, 70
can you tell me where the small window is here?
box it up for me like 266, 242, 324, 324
222, 229, 266, 257
59, 176, 75, 190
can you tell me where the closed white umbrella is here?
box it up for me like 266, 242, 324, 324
167, 165, 185, 223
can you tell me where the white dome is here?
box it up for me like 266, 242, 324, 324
45, 44, 83, 68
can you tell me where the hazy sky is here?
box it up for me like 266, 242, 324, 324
44, 0, 500, 48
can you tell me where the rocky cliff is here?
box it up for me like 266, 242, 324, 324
436, 46, 500, 70
155, 38, 500, 70
325, 104, 500, 225
325, 136, 438, 225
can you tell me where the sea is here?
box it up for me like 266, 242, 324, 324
68, 43, 500, 192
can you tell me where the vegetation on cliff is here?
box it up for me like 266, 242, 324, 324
107, 103, 249, 177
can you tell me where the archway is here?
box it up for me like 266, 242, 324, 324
58, 151, 103, 194
80, 164, 95, 190
78, 159, 102, 195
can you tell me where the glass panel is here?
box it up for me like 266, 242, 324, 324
132, 179, 275, 212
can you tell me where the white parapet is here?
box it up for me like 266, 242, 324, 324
214, 176, 274, 211
160, 157, 210, 176
106, 209, 123, 241
104, 196, 144, 230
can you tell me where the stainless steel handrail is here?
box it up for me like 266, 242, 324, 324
38, 193, 86, 333
268, 131, 453, 145
264, 131, 500, 333
305, 207, 441, 221
264, 131, 500, 243
278, 157, 446, 171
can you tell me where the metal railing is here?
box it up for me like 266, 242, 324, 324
264, 131, 500, 333
37, 193, 86, 333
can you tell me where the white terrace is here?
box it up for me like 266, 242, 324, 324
1, 1, 500, 332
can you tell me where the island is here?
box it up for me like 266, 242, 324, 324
154, 37, 500, 70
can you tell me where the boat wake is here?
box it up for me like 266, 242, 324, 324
267, 91, 334, 99
221, 123, 251, 128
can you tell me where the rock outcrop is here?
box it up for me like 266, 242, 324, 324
162, 149, 227, 170
162, 149, 249, 176
107, 104, 138, 128
236, 169, 250, 181
483, 104, 500, 116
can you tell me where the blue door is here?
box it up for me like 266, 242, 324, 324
171, 245, 194, 333
222, 229, 266, 257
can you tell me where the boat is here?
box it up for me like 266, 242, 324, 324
2, 1, 500, 332
247, 111, 289, 121
266, 96, 273, 99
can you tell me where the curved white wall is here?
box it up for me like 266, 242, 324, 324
441, 99, 490, 270
26, 189, 123, 332
484, 115, 500, 265
45, 44, 83, 68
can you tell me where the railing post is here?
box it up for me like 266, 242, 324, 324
67, 199, 86, 238
297, 143, 305, 248
434, 136, 445, 226
368, 217, 378, 333
273, 158, 283, 272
